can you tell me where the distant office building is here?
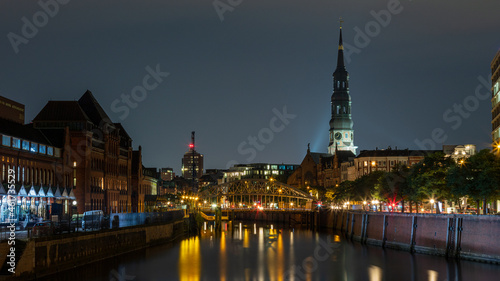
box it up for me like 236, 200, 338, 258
223, 163, 299, 184
181, 145, 203, 181
160, 167, 174, 181
143, 167, 158, 196
492, 49, 500, 146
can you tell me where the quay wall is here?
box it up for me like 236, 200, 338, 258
321, 210, 500, 263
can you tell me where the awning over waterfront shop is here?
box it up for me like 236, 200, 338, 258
38, 186, 46, 197
45, 186, 54, 198
0, 184, 73, 199
61, 188, 68, 198
68, 188, 76, 200
27, 185, 38, 197
54, 186, 62, 198
16, 185, 27, 196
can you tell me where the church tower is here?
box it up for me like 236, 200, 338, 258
328, 20, 357, 155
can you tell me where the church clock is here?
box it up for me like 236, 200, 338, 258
334, 132, 342, 140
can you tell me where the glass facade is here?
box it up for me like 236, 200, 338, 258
2, 135, 10, 146
22, 140, 29, 150
12, 138, 20, 148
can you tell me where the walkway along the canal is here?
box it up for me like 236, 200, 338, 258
320, 210, 500, 264
0, 210, 186, 280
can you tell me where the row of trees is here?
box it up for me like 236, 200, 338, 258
320, 149, 500, 214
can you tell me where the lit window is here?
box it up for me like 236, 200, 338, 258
30, 143, 38, 153
12, 138, 20, 149
22, 140, 29, 150
39, 145, 46, 154
47, 147, 54, 156
2, 136, 11, 146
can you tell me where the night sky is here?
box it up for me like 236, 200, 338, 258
1, 0, 499, 175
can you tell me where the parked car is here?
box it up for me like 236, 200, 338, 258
101, 215, 110, 229
71, 214, 84, 230
32, 221, 55, 237
82, 210, 104, 230
54, 220, 73, 234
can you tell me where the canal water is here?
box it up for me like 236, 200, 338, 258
39, 221, 500, 281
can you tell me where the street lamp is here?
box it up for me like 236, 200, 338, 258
430, 199, 435, 214
363, 201, 367, 211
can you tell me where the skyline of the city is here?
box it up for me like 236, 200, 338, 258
1, 0, 499, 174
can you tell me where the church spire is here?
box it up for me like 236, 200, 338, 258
336, 18, 345, 71
328, 18, 357, 156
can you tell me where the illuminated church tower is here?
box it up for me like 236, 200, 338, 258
328, 21, 357, 155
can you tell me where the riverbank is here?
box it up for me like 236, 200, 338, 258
0, 214, 185, 280
320, 210, 500, 264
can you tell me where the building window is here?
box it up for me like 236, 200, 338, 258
39, 145, 46, 154
12, 138, 20, 149
2, 136, 11, 147
47, 147, 53, 156
30, 143, 38, 153
22, 140, 29, 150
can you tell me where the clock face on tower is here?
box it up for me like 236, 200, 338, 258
334, 132, 342, 140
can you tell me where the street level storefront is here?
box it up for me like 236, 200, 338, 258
0, 183, 75, 223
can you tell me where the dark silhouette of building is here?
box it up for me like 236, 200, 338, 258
33, 91, 134, 214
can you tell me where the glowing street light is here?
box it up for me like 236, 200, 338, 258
430, 199, 435, 214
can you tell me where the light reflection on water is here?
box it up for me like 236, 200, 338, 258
39, 221, 500, 281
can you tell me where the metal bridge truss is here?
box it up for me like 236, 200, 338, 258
201, 179, 313, 208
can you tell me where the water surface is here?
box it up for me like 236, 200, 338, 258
39, 221, 500, 281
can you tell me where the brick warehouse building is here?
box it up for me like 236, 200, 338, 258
32, 91, 134, 214
0, 96, 74, 223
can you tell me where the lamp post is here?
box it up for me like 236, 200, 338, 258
363, 201, 367, 211
71, 200, 77, 232
430, 199, 435, 214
